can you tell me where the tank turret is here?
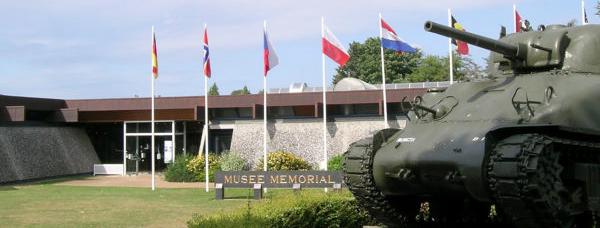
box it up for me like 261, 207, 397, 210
425, 20, 600, 74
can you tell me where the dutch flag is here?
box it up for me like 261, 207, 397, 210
263, 22, 279, 76
380, 18, 416, 53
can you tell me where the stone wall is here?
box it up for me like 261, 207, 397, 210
228, 116, 406, 168
0, 124, 100, 183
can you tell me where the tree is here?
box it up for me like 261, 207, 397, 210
458, 56, 487, 80
408, 55, 449, 82
409, 52, 466, 82
333, 37, 422, 85
208, 83, 220, 96
230, 86, 251, 95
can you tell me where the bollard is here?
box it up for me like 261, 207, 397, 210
293, 183, 302, 193
333, 183, 342, 192
253, 184, 263, 200
215, 183, 224, 200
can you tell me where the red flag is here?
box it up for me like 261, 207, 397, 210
515, 10, 522, 32
322, 24, 350, 66
451, 16, 469, 55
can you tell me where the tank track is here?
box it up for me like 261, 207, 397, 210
343, 137, 416, 227
487, 133, 600, 227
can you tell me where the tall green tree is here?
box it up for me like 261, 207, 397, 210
333, 37, 422, 85
208, 83, 220, 96
458, 56, 487, 80
409, 52, 466, 82
230, 85, 251, 95
333, 37, 485, 84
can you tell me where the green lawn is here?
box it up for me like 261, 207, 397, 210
0, 181, 255, 228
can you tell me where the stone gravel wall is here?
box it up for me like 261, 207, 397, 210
0, 124, 100, 183
228, 117, 406, 168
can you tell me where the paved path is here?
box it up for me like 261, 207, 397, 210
56, 174, 214, 189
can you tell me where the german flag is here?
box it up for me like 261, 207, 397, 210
451, 16, 469, 55
152, 28, 158, 79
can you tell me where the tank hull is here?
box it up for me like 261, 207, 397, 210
373, 73, 600, 200
345, 73, 600, 226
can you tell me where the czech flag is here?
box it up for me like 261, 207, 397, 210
380, 18, 416, 53
322, 24, 350, 66
263, 23, 279, 76
451, 16, 469, 55
203, 25, 211, 78
151, 28, 158, 79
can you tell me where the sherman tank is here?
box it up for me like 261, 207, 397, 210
343, 20, 600, 227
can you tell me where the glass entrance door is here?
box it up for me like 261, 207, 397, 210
123, 121, 183, 175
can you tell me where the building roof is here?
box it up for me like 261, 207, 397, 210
1, 86, 435, 122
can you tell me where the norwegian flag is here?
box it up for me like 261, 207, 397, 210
202, 25, 211, 78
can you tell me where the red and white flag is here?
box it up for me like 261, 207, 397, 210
514, 5, 529, 33
515, 10, 523, 32
322, 24, 349, 66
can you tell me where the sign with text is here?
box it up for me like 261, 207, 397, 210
215, 171, 344, 188
164, 140, 173, 164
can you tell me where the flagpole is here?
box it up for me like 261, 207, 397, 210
204, 76, 209, 192
263, 21, 269, 174
151, 26, 156, 191
513, 4, 517, 33
378, 13, 389, 128
448, 9, 454, 85
321, 17, 328, 172
263, 70, 268, 172
581, 0, 586, 25
203, 24, 210, 193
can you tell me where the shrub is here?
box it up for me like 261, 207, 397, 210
164, 155, 197, 182
187, 190, 378, 228
255, 151, 311, 171
187, 154, 221, 182
270, 197, 376, 228
164, 154, 221, 182
188, 213, 268, 228
327, 154, 343, 171
220, 151, 248, 171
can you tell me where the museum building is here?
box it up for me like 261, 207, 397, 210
0, 79, 447, 183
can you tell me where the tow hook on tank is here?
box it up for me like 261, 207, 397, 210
445, 170, 466, 184
385, 168, 416, 181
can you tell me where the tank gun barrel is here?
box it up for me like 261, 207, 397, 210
424, 21, 523, 59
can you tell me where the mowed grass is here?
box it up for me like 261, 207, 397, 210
0, 180, 255, 228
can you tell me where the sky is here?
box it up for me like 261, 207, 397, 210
0, 0, 593, 99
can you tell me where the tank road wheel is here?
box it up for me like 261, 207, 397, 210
343, 131, 419, 227
487, 134, 591, 228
